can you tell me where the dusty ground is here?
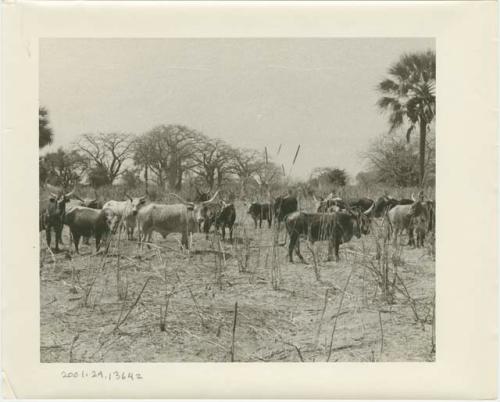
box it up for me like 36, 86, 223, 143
40, 202, 435, 362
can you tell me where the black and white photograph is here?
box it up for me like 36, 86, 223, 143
38, 38, 437, 363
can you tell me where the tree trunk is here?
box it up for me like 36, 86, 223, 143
419, 118, 427, 186
144, 166, 149, 193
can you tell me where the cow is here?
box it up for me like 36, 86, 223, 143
385, 194, 429, 246
43, 187, 74, 252
66, 196, 103, 244
137, 191, 220, 249
64, 206, 115, 254
273, 194, 298, 224
103, 195, 147, 240
314, 195, 374, 214
285, 210, 369, 263
364, 195, 413, 218
215, 201, 236, 241
247, 202, 272, 229
313, 195, 344, 213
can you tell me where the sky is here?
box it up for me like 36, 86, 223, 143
40, 38, 434, 181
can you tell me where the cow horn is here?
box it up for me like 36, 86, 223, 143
203, 190, 220, 204
74, 194, 84, 202
125, 193, 133, 202
65, 187, 75, 198
169, 193, 189, 204
45, 183, 62, 195
364, 201, 375, 215
411, 193, 416, 202
49, 192, 58, 199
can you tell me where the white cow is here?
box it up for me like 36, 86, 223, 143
137, 191, 220, 249
103, 195, 147, 240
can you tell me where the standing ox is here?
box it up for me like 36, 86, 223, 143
285, 210, 370, 263
137, 191, 220, 249
215, 201, 236, 241
386, 194, 428, 246
67, 196, 103, 245
103, 195, 147, 240
43, 187, 74, 252
64, 207, 115, 254
247, 202, 272, 229
364, 195, 413, 218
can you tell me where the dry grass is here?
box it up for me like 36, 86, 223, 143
40, 199, 435, 363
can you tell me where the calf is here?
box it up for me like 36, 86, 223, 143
247, 202, 272, 228
64, 207, 115, 254
103, 195, 147, 240
285, 211, 369, 263
215, 201, 236, 241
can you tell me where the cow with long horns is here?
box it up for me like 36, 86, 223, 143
285, 208, 370, 263
42, 185, 75, 252
137, 191, 220, 249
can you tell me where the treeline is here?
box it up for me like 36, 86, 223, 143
39, 120, 283, 197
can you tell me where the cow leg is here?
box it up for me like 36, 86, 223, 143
181, 233, 189, 249
72, 232, 81, 254
268, 218, 272, 229
54, 226, 61, 252
407, 227, 415, 247
259, 218, 262, 229
327, 240, 334, 261
229, 225, 234, 242
295, 238, 306, 263
95, 235, 101, 252
253, 217, 258, 229
46, 227, 52, 249
221, 225, 226, 241
288, 234, 296, 262
334, 240, 340, 262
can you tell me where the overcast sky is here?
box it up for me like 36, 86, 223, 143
40, 38, 434, 180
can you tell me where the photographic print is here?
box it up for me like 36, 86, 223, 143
38, 38, 436, 363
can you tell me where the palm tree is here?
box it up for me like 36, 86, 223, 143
39, 107, 54, 148
377, 50, 436, 185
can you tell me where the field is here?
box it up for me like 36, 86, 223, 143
40, 197, 435, 363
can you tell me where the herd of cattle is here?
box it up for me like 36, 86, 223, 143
40, 184, 435, 264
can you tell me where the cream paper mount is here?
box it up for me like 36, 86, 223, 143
1, 0, 497, 399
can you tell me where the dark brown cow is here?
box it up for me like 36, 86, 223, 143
285, 210, 369, 263
247, 202, 272, 228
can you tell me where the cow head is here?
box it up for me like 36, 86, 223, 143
408, 193, 429, 220
126, 194, 147, 216
47, 187, 75, 218
247, 202, 258, 215
102, 208, 116, 231
346, 205, 370, 237
169, 190, 220, 233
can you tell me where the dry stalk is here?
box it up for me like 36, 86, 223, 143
314, 288, 329, 348
114, 276, 152, 332
326, 267, 354, 362
230, 302, 238, 362
378, 310, 384, 355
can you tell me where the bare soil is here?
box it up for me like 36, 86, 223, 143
40, 202, 435, 363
